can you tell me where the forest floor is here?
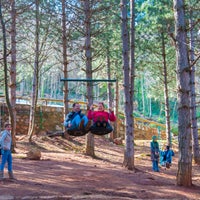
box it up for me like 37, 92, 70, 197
0, 133, 200, 200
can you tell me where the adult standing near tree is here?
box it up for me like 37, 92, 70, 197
0, 122, 15, 180
150, 135, 160, 172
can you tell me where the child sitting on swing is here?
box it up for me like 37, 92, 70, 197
64, 102, 91, 134
88, 102, 116, 134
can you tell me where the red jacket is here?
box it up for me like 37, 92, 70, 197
87, 110, 116, 123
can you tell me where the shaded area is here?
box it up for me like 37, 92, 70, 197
0, 136, 199, 199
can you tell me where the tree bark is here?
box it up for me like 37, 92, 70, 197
9, 0, 17, 147
0, 0, 15, 148
28, 0, 40, 142
106, 44, 115, 140
189, 10, 200, 164
114, 76, 119, 138
121, 0, 134, 170
84, 0, 94, 157
62, 0, 69, 133
106, 45, 113, 109
173, 0, 192, 186
161, 32, 171, 146
141, 77, 145, 115
129, 0, 135, 166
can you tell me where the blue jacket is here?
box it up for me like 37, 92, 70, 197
161, 149, 174, 164
0, 130, 12, 151
64, 110, 85, 127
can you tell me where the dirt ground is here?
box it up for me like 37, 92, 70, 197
0, 134, 200, 200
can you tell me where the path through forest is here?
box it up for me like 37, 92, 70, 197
0, 135, 200, 200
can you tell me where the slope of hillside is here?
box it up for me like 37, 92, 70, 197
0, 135, 199, 200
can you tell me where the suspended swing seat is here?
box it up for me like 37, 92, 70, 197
46, 130, 64, 137
67, 128, 88, 137
90, 122, 113, 136
46, 128, 88, 138
90, 127, 112, 135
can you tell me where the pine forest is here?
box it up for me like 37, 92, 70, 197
0, 0, 200, 189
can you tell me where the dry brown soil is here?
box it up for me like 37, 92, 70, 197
0, 134, 200, 200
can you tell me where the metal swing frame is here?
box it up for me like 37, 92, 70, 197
60, 78, 117, 83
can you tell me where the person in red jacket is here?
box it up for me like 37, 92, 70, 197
88, 102, 116, 134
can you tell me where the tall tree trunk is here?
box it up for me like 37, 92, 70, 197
0, 0, 14, 145
28, 0, 40, 142
189, 10, 200, 164
149, 97, 152, 118
114, 75, 119, 138
161, 32, 171, 146
173, 0, 192, 186
9, 0, 17, 147
106, 46, 113, 109
84, 0, 94, 157
172, 99, 177, 122
106, 44, 114, 140
121, 0, 134, 170
130, 0, 135, 117
141, 77, 145, 115
129, 0, 135, 165
62, 0, 69, 131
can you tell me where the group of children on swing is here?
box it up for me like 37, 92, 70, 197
64, 101, 116, 135
150, 135, 174, 172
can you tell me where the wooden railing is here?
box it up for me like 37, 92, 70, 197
0, 95, 166, 139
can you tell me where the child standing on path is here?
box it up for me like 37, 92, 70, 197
0, 122, 15, 180
150, 135, 160, 172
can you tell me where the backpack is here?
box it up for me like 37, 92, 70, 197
0, 132, 2, 155
171, 150, 175, 156
0, 131, 3, 146
0, 131, 6, 155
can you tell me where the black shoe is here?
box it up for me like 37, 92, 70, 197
79, 119, 85, 130
102, 121, 107, 128
62, 130, 69, 138
85, 120, 92, 131
96, 121, 101, 127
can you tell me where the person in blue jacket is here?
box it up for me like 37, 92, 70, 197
0, 122, 15, 180
64, 102, 91, 132
150, 135, 160, 172
160, 145, 174, 169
